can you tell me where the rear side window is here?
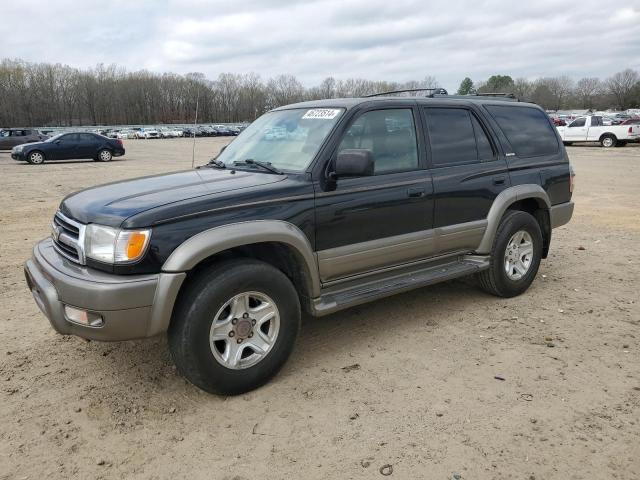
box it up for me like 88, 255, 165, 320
485, 105, 559, 157
471, 115, 495, 161
424, 108, 495, 166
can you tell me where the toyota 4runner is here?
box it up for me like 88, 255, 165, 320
25, 92, 574, 395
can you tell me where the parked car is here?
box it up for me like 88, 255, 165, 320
11, 132, 125, 164
620, 117, 640, 125
556, 115, 640, 147
0, 129, 49, 150
159, 128, 176, 138
116, 130, 134, 139
136, 128, 160, 139
24, 94, 574, 395
212, 125, 233, 136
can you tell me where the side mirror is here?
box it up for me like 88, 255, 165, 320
334, 149, 374, 178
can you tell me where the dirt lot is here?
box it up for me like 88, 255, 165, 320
1, 138, 639, 480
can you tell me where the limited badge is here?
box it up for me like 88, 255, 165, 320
302, 109, 341, 120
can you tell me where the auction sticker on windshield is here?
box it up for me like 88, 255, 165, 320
302, 109, 342, 120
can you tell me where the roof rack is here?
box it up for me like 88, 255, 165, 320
472, 92, 517, 99
365, 87, 448, 98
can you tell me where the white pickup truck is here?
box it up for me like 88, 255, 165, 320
556, 115, 640, 147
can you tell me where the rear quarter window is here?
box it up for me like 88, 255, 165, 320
485, 105, 559, 157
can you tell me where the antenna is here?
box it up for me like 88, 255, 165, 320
191, 90, 199, 169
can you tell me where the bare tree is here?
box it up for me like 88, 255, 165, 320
1, 58, 639, 128
607, 69, 640, 110
573, 77, 601, 109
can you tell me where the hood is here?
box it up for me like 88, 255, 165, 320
60, 168, 286, 227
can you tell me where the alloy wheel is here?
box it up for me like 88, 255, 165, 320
504, 230, 534, 280
209, 291, 280, 370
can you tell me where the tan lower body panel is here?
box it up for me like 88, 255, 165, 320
317, 220, 487, 282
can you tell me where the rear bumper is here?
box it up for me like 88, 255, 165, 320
25, 238, 185, 341
550, 201, 574, 228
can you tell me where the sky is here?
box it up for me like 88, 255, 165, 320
1, 0, 639, 91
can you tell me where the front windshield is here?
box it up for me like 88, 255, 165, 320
45, 133, 64, 142
216, 107, 344, 172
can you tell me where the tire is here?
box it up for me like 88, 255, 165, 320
27, 151, 45, 164
168, 258, 301, 395
477, 210, 543, 298
614, 141, 627, 147
96, 149, 112, 162
600, 134, 616, 148
562, 141, 573, 146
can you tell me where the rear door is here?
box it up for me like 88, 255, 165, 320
8, 130, 26, 147
422, 105, 509, 255
77, 133, 100, 158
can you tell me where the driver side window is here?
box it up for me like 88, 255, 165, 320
337, 109, 419, 174
569, 117, 586, 128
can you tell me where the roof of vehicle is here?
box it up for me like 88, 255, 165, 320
274, 95, 540, 111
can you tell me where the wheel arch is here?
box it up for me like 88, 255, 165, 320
476, 185, 551, 256
599, 132, 617, 142
147, 221, 320, 337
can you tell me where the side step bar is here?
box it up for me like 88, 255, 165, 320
311, 255, 490, 316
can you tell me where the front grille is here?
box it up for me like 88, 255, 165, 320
51, 212, 86, 264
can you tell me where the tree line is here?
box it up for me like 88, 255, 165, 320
456, 70, 640, 111
1, 58, 638, 128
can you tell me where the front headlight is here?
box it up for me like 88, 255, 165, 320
13, 145, 24, 152
85, 224, 151, 264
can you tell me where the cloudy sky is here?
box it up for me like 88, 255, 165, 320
2, 0, 639, 90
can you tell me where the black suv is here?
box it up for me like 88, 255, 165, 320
24, 93, 574, 395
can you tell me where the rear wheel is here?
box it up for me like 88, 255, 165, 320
27, 151, 45, 164
477, 210, 543, 298
96, 149, 112, 162
600, 135, 616, 148
168, 258, 301, 395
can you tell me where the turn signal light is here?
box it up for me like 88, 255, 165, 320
126, 232, 148, 259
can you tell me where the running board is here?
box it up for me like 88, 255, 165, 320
311, 255, 490, 316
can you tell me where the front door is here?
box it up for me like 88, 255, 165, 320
564, 117, 588, 141
314, 107, 434, 282
50, 133, 79, 160
422, 106, 510, 255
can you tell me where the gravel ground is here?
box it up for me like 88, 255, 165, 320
1, 138, 639, 480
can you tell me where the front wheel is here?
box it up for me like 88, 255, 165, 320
168, 258, 301, 395
477, 210, 543, 298
96, 149, 112, 162
27, 151, 45, 164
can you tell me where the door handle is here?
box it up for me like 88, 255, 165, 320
492, 176, 506, 186
407, 187, 426, 198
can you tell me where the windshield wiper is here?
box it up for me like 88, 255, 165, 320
233, 159, 283, 174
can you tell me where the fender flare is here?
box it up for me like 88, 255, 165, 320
162, 220, 320, 296
476, 184, 551, 254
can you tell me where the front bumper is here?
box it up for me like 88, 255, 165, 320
25, 238, 185, 341
11, 152, 25, 160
